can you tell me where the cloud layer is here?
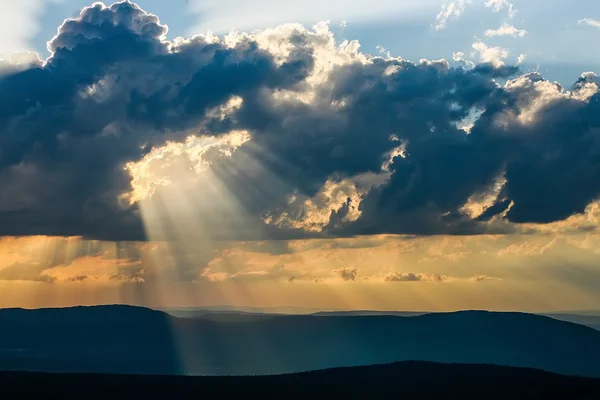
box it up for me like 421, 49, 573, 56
0, 1, 599, 242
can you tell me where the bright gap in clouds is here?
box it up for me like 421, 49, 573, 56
124, 129, 250, 205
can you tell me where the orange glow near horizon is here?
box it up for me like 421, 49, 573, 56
1, 231, 600, 312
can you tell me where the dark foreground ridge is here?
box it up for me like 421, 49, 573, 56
1, 361, 599, 399
2, 305, 600, 377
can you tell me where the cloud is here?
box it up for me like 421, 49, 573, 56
434, 1, 471, 30
453, 52, 465, 62
66, 274, 88, 282
469, 275, 501, 282
264, 178, 366, 232
384, 271, 500, 282
334, 267, 358, 281
0, 235, 220, 284
472, 41, 509, 67
484, 0, 516, 18
434, 0, 517, 30
384, 272, 448, 282
484, 23, 527, 38
231, 263, 305, 282
578, 18, 600, 28
0, 262, 56, 283
110, 265, 145, 283
199, 260, 312, 283
0, 2, 598, 242
497, 237, 559, 257
0, 1, 313, 241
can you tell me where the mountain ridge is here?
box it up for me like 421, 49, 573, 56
1, 305, 600, 377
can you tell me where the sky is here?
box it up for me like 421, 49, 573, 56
0, 0, 599, 311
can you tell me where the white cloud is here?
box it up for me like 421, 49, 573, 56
494, 72, 599, 129
452, 51, 475, 68
434, 0, 472, 30
484, 23, 527, 37
453, 51, 465, 61
435, 0, 520, 31
578, 18, 600, 28
500, 75, 566, 125
517, 53, 527, 64
484, 0, 516, 18
472, 41, 508, 67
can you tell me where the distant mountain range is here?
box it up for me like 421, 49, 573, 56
162, 305, 600, 316
542, 313, 600, 331
1, 305, 600, 377
163, 307, 600, 330
2, 361, 599, 399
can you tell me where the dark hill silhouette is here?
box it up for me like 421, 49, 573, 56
1, 361, 599, 399
1, 305, 600, 377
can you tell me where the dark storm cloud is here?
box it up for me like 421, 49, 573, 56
0, 1, 312, 240
209, 58, 524, 236
0, 1, 599, 241
500, 81, 600, 224
336, 71, 600, 235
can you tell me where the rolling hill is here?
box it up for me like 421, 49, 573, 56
1, 305, 600, 377
1, 361, 599, 399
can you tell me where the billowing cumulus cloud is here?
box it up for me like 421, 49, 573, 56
471, 41, 509, 67
0, 1, 599, 243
